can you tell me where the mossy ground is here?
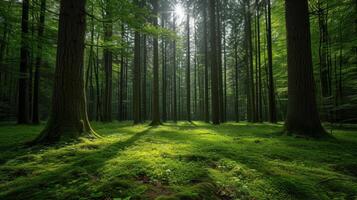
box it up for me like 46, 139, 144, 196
0, 122, 356, 200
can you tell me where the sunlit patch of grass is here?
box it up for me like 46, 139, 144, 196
0, 121, 356, 199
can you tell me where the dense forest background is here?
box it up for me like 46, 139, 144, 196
1, 0, 357, 199
0, 0, 356, 125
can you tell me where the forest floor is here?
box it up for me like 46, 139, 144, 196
0, 122, 357, 200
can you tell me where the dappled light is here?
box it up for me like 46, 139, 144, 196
1, 123, 357, 199
0, 0, 357, 199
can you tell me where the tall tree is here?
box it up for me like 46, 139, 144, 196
102, 1, 113, 122
32, 0, 46, 124
133, 0, 142, 124
265, 0, 277, 123
173, 14, 178, 122
209, 0, 220, 125
18, 0, 30, 124
118, 24, 126, 121
186, 9, 191, 122
203, 4, 209, 123
284, 0, 326, 137
33, 0, 97, 143
162, 15, 167, 122
244, 0, 256, 122
150, 0, 161, 126
142, 35, 147, 121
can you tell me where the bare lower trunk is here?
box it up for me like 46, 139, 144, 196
34, 0, 98, 143
284, 0, 326, 137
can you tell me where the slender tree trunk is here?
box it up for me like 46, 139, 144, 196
133, 23, 141, 124
203, 5, 210, 123
194, 22, 198, 120
223, 20, 227, 122
119, 24, 125, 121
32, 0, 46, 124
217, 1, 224, 123
265, 0, 277, 123
142, 35, 147, 121
18, 0, 30, 124
102, 6, 113, 122
95, 33, 101, 121
162, 16, 167, 122
173, 15, 178, 122
150, 0, 161, 126
33, 0, 98, 143
284, 0, 326, 137
256, 0, 262, 122
186, 11, 191, 122
209, 0, 220, 125
234, 43, 240, 122
244, 0, 256, 122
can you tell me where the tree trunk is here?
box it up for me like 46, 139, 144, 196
150, 0, 161, 126
203, 5, 210, 123
118, 24, 125, 121
173, 15, 178, 122
265, 0, 277, 123
186, 11, 191, 122
244, 0, 256, 122
142, 34, 147, 121
234, 43, 240, 122
102, 6, 113, 122
33, 0, 98, 143
133, 29, 141, 124
209, 0, 220, 125
284, 0, 326, 137
32, 0, 46, 125
18, 0, 30, 124
162, 16, 167, 122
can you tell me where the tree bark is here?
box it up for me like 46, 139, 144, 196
33, 0, 98, 143
265, 0, 277, 123
173, 15, 178, 122
32, 0, 46, 125
209, 0, 220, 125
133, 12, 142, 124
102, 4, 113, 122
186, 11, 191, 122
150, 0, 161, 126
203, 5, 210, 123
284, 0, 326, 137
18, 0, 30, 124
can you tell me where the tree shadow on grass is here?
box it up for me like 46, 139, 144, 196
0, 126, 155, 199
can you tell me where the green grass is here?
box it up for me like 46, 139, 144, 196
0, 122, 357, 200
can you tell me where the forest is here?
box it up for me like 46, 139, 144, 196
0, 0, 357, 199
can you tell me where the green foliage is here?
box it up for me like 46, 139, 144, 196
0, 122, 356, 199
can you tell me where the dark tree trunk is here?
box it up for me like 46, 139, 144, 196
217, 1, 224, 123
244, 0, 256, 122
162, 16, 167, 122
95, 34, 102, 121
203, 5, 210, 123
150, 0, 161, 126
265, 0, 277, 123
33, 0, 98, 143
133, 30, 141, 124
284, 0, 326, 137
234, 43, 240, 122
209, 0, 220, 125
256, 0, 262, 122
173, 15, 178, 122
186, 11, 191, 122
142, 35, 147, 121
102, 7, 113, 122
118, 24, 125, 121
18, 0, 30, 124
32, 0, 46, 125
